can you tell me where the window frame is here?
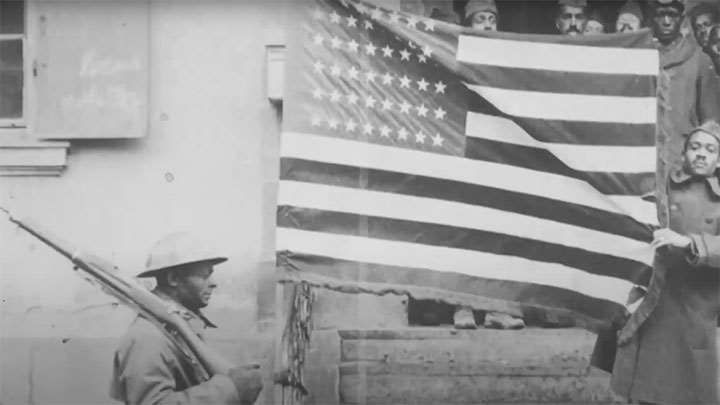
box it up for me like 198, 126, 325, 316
0, 0, 28, 129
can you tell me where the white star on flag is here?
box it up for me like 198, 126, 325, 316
400, 49, 411, 61
432, 133, 444, 146
434, 81, 446, 94
347, 93, 359, 104
313, 61, 324, 73
329, 11, 341, 23
347, 40, 359, 52
422, 45, 433, 57
417, 78, 429, 91
399, 101, 411, 113
382, 45, 394, 58
416, 104, 429, 117
381, 99, 393, 110
397, 127, 409, 140
363, 123, 374, 135
423, 19, 435, 31
312, 88, 324, 99
364, 42, 377, 55
364, 20, 373, 30
330, 90, 341, 102
370, 8, 382, 20
330, 64, 341, 76
346, 15, 357, 27
365, 71, 377, 82
313, 34, 324, 45
415, 130, 426, 143
364, 95, 376, 108
389, 12, 401, 23
347, 66, 360, 79
379, 125, 391, 137
399, 75, 411, 88
330, 36, 342, 49
345, 119, 357, 132
433, 107, 446, 120
382, 73, 393, 85
406, 16, 418, 28
418, 54, 427, 63
328, 118, 339, 129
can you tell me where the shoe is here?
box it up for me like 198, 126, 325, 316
453, 306, 477, 329
483, 312, 525, 330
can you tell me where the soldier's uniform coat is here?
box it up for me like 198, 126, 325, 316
656, 35, 720, 227
109, 291, 244, 405
611, 170, 720, 405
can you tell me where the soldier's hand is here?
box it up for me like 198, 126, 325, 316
229, 365, 263, 405
651, 228, 691, 250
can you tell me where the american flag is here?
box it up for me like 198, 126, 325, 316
277, 0, 659, 329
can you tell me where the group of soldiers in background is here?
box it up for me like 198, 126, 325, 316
460, 0, 720, 73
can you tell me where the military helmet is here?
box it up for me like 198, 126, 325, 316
137, 232, 228, 278
687, 120, 720, 143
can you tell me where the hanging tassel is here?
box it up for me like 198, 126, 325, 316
281, 282, 314, 403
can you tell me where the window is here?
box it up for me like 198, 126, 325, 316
0, 0, 25, 127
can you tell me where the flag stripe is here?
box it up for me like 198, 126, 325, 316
466, 137, 653, 196
466, 84, 656, 124
281, 157, 654, 240
469, 113, 656, 146
609, 196, 658, 226
457, 35, 659, 76
277, 180, 654, 265
281, 253, 631, 322
466, 112, 655, 173
280, 132, 655, 224
278, 206, 653, 285
277, 227, 636, 305
458, 63, 655, 97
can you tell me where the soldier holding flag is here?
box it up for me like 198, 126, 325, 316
611, 121, 720, 405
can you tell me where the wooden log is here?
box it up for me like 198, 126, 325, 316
340, 329, 596, 377
339, 373, 622, 404
339, 360, 589, 377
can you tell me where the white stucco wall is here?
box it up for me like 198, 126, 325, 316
0, 1, 287, 402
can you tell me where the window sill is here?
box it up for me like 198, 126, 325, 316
0, 132, 69, 176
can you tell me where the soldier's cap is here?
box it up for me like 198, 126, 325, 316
587, 9, 606, 24
618, 0, 644, 21
649, 0, 685, 13
465, 0, 498, 20
138, 232, 228, 278
684, 120, 720, 144
688, 3, 719, 21
558, 0, 587, 8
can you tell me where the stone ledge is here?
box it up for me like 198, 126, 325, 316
0, 135, 70, 176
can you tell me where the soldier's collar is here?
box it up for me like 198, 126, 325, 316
153, 289, 218, 329
670, 169, 720, 197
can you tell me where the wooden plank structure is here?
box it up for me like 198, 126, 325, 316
302, 327, 622, 405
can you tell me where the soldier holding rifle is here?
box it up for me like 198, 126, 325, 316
109, 232, 264, 405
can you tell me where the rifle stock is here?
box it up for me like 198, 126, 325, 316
5, 213, 214, 381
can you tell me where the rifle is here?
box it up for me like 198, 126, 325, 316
2, 208, 307, 395
1, 209, 221, 381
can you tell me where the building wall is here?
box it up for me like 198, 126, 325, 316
0, 1, 287, 403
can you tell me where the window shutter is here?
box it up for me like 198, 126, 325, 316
29, 0, 149, 139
